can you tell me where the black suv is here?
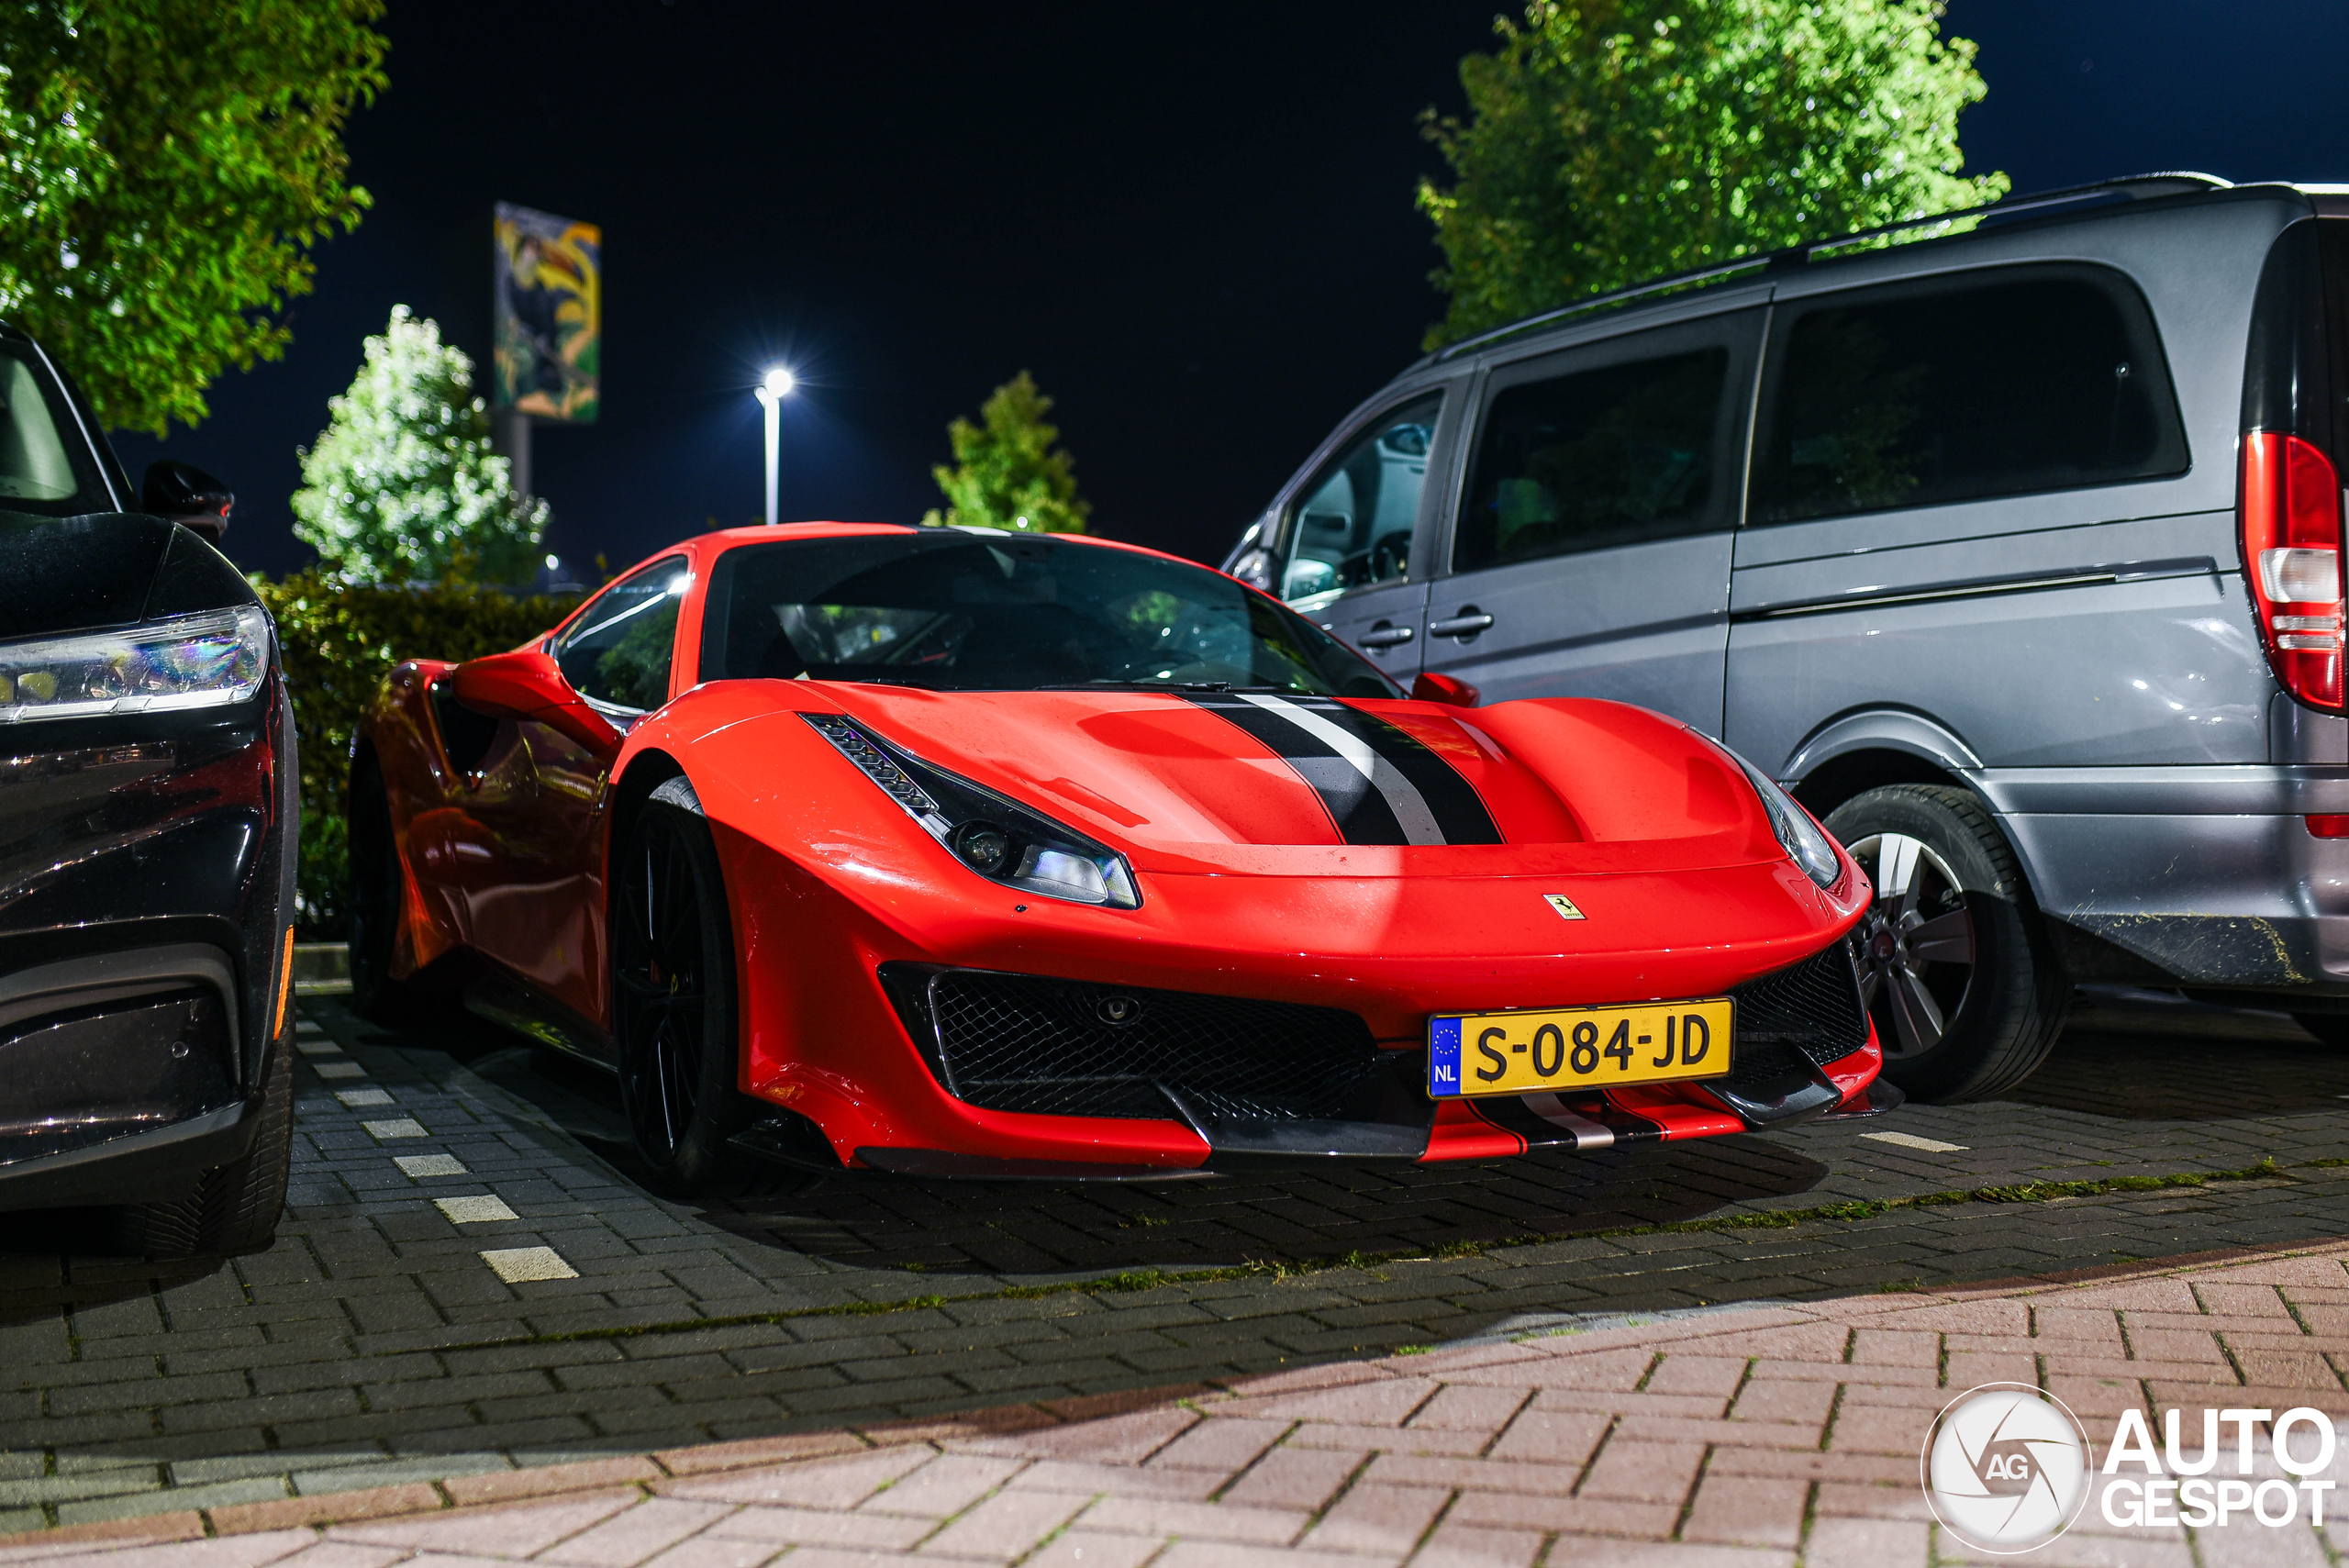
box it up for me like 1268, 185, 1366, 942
0, 324, 298, 1256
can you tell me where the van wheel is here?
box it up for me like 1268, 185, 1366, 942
1823, 785, 2067, 1102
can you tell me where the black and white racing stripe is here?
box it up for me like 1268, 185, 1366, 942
1472, 1094, 1667, 1151
1183, 691, 1501, 846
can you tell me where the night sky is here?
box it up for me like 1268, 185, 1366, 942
109, 1, 2349, 585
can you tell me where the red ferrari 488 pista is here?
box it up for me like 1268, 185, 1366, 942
351, 523, 1890, 1194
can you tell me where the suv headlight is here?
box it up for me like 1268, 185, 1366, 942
805, 713, 1141, 909
1709, 740, 1843, 891
0, 606, 271, 724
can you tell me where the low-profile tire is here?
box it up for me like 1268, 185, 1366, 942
1823, 784, 2068, 1103
106, 1028, 295, 1260
347, 756, 418, 1023
614, 784, 818, 1200
2296, 1013, 2349, 1049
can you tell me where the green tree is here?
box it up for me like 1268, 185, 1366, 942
0, 0, 387, 434
292, 306, 549, 584
922, 371, 1091, 534
1418, 0, 2006, 347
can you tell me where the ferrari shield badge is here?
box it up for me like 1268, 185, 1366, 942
1543, 893, 1585, 920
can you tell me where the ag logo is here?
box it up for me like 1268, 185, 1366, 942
1922, 1385, 2091, 1553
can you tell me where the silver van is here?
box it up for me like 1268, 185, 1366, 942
1226, 175, 2349, 1101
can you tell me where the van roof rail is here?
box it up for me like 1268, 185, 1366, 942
1424, 171, 2238, 365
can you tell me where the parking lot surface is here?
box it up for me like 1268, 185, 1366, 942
7, 987, 2349, 1533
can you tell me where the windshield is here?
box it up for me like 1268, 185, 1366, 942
0, 344, 107, 517
698, 530, 1398, 697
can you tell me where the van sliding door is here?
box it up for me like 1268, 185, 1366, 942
1420, 308, 1763, 733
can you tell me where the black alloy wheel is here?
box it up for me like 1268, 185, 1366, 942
1822, 784, 2069, 1103
613, 792, 810, 1198
348, 757, 417, 1022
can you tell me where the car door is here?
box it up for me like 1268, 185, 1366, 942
1264, 384, 1462, 686
467, 555, 688, 1029
1419, 308, 1764, 732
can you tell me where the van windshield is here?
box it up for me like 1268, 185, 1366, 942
699, 530, 1397, 697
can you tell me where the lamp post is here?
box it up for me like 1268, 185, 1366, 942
754, 366, 795, 526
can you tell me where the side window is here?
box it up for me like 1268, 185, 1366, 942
1454, 347, 1731, 573
1275, 392, 1442, 609
1751, 265, 2189, 526
554, 556, 688, 712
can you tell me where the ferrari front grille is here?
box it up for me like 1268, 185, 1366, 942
1722, 940, 1869, 1087
881, 965, 1385, 1123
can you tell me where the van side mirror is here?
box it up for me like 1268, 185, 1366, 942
451, 650, 619, 753
1410, 671, 1481, 707
141, 461, 234, 543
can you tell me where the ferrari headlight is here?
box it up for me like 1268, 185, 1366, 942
0, 606, 271, 725
805, 713, 1141, 909
1710, 740, 1843, 891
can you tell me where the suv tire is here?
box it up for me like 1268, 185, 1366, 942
1823, 784, 2067, 1102
106, 1028, 295, 1259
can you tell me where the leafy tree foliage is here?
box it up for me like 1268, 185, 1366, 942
293, 306, 549, 584
0, 0, 387, 433
922, 371, 1091, 534
1418, 0, 2006, 346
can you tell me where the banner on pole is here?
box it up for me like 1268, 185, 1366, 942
493, 202, 600, 423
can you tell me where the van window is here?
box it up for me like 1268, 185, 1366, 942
1751, 266, 2188, 525
1275, 393, 1442, 607
1453, 347, 1730, 573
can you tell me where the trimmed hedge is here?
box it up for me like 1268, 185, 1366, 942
258, 568, 582, 937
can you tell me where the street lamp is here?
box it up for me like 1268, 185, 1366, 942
754, 366, 796, 526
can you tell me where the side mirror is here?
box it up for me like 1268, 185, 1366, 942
141, 461, 234, 543
451, 650, 619, 753
1410, 671, 1481, 707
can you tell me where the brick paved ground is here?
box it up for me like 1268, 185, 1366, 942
7, 989, 2349, 1534
14, 1240, 2349, 1566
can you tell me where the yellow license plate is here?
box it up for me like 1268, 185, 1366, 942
1427, 998, 1735, 1097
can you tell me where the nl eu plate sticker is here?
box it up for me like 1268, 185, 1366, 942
1429, 1017, 1462, 1094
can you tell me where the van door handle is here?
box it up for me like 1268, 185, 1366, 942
1358, 621, 1416, 651
1430, 607, 1495, 639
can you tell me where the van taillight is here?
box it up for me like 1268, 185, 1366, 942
2242, 431, 2346, 710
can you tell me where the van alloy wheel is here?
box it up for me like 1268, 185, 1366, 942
1821, 784, 2066, 1102
1848, 832, 1978, 1060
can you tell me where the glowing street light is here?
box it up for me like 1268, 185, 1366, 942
754, 366, 796, 526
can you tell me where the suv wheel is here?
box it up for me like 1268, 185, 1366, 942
106, 1027, 295, 1259
1823, 784, 2068, 1102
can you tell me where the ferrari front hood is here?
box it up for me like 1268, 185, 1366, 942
811, 684, 1785, 875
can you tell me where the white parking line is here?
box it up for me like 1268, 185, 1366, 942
294, 1039, 342, 1057
1861, 1130, 1970, 1153
334, 1088, 394, 1108
313, 1062, 366, 1080
436, 1195, 519, 1224
395, 1153, 467, 1177
295, 1019, 324, 1036
480, 1247, 576, 1283
361, 1118, 428, 1140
